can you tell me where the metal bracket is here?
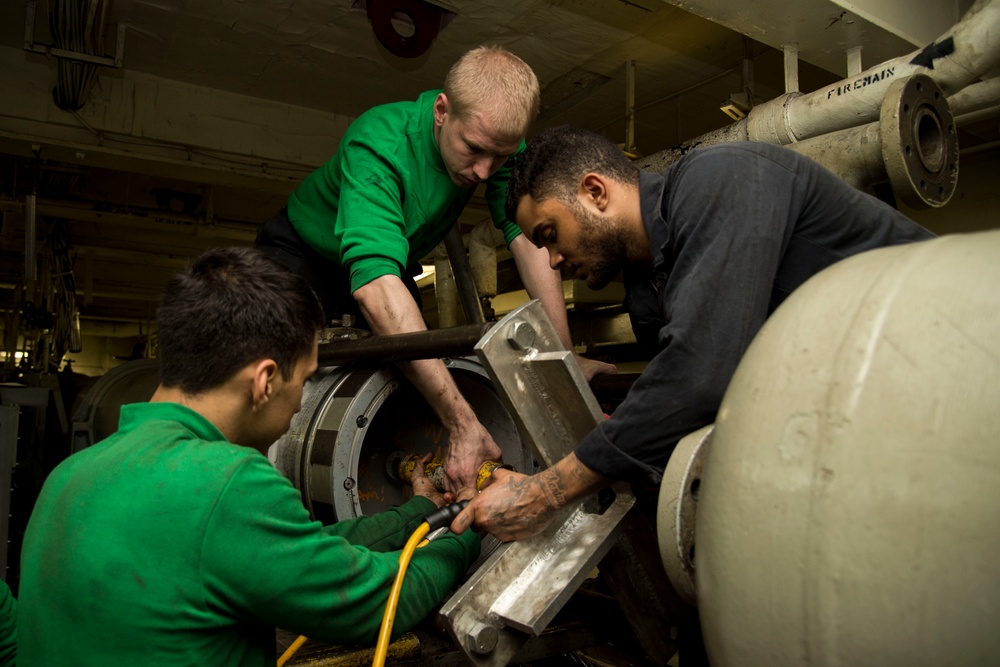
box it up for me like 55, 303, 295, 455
438, 300, 635, 666
24, 1, 127, 69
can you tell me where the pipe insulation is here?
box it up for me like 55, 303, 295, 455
469, 219, 505, 303
443, 225, 485, 325
637, 0, 1000, 172
784, 0, 999, 141
429, 244, 459, 329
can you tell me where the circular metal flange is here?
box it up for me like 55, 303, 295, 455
656, 424, 713, 605
880, 73, 958, 209
274, 358, 529, 525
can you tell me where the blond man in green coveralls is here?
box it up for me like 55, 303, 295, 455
256, 46, 616, 493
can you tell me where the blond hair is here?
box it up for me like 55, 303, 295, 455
443, 45, 540, 140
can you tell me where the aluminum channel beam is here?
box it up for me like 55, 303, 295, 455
438, 300, 635, 666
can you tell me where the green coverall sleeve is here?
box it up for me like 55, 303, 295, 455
333, 136, 410, 292
0, 579, 16, 667
320, 495, 438, 552
200, 457, 480, 645
484, 140, 526, 247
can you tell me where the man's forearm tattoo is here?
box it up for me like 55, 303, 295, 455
538, 470, 567, 509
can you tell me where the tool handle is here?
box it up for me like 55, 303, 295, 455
424, 500, 470, 531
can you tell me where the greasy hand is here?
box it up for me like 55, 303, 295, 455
443, 421, 503, 493
574, 354, 617, 383
409, 453, 447, 508
449, 468, 561, 542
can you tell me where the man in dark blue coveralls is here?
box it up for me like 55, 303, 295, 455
451, 126, 935, 541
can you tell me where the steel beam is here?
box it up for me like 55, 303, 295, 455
316, 323, 494, 366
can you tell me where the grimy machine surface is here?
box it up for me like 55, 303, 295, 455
69, 230, 1000, 666
70, 305, 679, 666
266, 303, 682, 666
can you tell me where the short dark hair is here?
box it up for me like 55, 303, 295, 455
156, 247, 325, 394
505, 125, 639, 225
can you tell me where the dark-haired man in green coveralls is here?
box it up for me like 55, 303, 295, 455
17, 247, 479, 667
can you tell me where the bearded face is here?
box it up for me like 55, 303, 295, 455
571, 201, 629, 290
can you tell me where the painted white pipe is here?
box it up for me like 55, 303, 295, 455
788, 76, 999, 191
783, 45, 799, 94
638, 0, 1000, 172
788, 122, 884, 189
948, 76, 1000, 117
786, 0, 999, 142
748, 0, 1000, 147
789, 74, 959, 208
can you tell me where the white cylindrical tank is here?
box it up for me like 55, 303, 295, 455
695, 230, 1000, 666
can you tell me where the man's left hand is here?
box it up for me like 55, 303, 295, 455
449, 468, 560, 541
450, 452, 610, 541
409, 453, 447, 508
574, 354, 617, 383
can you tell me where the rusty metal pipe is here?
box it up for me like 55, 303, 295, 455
317, 323, 494, 367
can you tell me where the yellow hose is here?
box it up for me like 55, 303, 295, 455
276, 633, 308, 667
372, 522, 431, 667
277, 486, 484, 667
275, 522, 430, 667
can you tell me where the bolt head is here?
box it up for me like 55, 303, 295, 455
467, 624, 498, 655
507, 321, 536, 351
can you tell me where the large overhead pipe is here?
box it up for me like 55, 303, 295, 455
950, 76, 1000, 121
638, 0, 1000, 172
788, 74, 958, 208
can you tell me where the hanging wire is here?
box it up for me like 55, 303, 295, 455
49, 0, 109, 111
47, 220, 79, 366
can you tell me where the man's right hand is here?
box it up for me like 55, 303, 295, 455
355, 275, 502, 493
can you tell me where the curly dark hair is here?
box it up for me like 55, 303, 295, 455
505, 125, 639, 226
156, 246, 325, 394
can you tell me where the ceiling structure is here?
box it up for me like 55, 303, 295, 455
0, 0, 991, 364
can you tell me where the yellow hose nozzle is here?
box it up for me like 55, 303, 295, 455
390, 453, 508, 492
475, 460, 504, 491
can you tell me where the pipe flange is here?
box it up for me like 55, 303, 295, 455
880, 74, 958, 209
656, 424, 713, 605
